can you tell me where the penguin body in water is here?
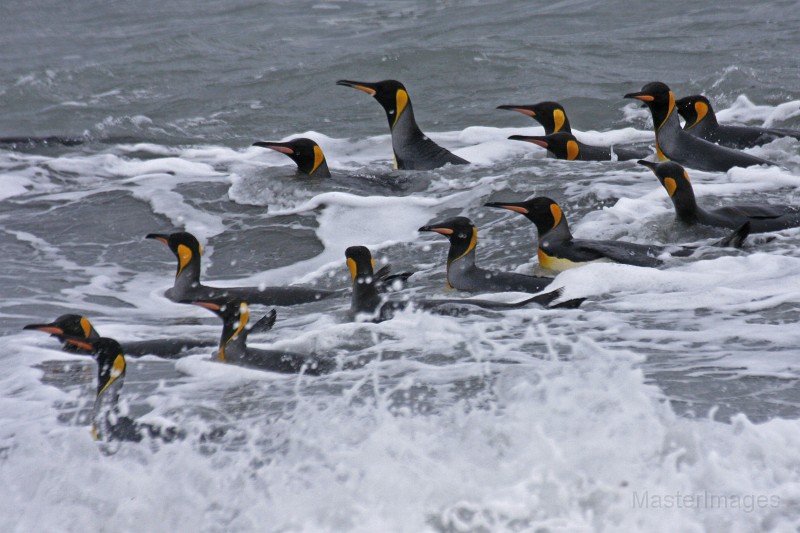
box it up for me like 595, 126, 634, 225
485, 196, 749, 272
345, 246, 582, 323
146, 232, 337, 306
336, 79, 468, 170
418, 217, 553, 292
676, 95, 800, 150
639, 160, 800, 233
191, 298, 333, 375
24, 314, 214, 358
624, 82, 775, 172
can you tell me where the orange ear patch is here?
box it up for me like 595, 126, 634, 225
550, 204, 563, 228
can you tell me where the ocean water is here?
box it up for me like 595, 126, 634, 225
2, 1, 800, 531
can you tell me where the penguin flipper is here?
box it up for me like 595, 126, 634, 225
374, 264, 414, 292
250, 309, 277, 334
573, 240, 663, 267
715, 222, 751, 248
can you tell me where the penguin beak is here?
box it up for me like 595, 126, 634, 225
497, 105, 536, 117
418, 225, 454, 236
190, 301, 222, 311
484, 202, 530, 214
253, 141, 294, 155
336, 80, 377, 96
145, 233, 169, 245
508, 135, 548, 148
63, 338, 95, 351
637, 159, 659, 171
624, 91, 655, 102
23, 324, 64, 335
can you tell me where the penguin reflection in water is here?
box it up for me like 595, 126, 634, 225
345, 246, 582, 323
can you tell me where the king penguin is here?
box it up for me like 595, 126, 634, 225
624, 82, 775, 172
63, 337, 183, 444
485, 196, 749, 272
23, 314, 215, 358
252, 138, 331, 177
508, 132, 647, 161
145, 231, 337, 306
345, 246, 581, 322
418, 216, 554, 292
336, 79, 469, 170
676, 94, 800, 149
639, 160, 800, 233
190, 297, 332, 375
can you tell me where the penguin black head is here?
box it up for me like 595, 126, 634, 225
24, 314, 98, 340
63, 337, 127, 396
419, 217, 478, 265
337, 79, 411, 130
189, 297, 275, 362
624, 82, 676, 128
252, 138, 330, 176
345, 245, 377, 282
497, 101, 571, 134
508, 132, 581, 160
146, 231, 203, 279
485, 197, 569, 238
675, 95, 714, 129
638, 160, 696, 205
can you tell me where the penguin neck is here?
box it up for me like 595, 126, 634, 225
446, 245, 476, 287
671, 191, 701, 224
306, 158, 330, 178
219, 318, 248, 362
351, 273, 382, 316
389, 102, 424, 143
93, 366, 124, 441
536, 218, 573, 245
173, 253, 202, 296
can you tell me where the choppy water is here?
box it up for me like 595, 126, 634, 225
2, 1, 800, 531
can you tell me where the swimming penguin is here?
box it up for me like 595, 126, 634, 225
345, 246, 581, 322
63, 337, 183, 444
418, 216, 554, 292
497, 101, 573, 134
624, 82, 775, 172
190, 298, 332, 374
676, 95, 800, 150
23, 314, 215, 358
252, 138, 331, 177
638, 160, 800, 233
145, 231, 337, 306
485, 196, 749, 272
336, 79, 469, 170
508, 132, 647, 161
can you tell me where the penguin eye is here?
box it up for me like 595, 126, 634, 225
457, 231, 467, 239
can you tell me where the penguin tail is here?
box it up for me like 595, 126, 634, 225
716, 221, 751, 249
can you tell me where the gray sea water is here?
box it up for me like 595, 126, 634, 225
2, 1, 800, 531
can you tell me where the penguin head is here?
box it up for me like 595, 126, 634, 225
24, 314, 99, 342
146, 231, 202, 279
63, 337, 127, 397
638, 160, 695, 203
675, 95, 713, 129
252, 138, 329, 176
419, 217, 478, 265
508, 132, 581, 160
485, 197, 568, 238
624, 82, 675, 127
497, 101, 570, 134
337, 79, 411, 129
345, 245, 376, 282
